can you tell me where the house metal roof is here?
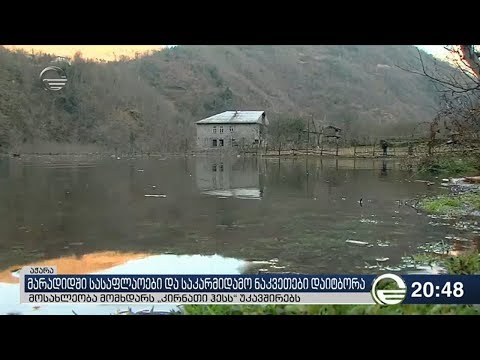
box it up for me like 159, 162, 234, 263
196, 111, 267, 125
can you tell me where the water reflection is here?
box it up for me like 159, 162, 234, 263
0, 155, 473, 279
196, 156, 264, 199
380, 160, 388, 177
0, 252, 250, 315
0, 251, 149, 284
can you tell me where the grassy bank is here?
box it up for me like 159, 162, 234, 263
419, 191, 480, 216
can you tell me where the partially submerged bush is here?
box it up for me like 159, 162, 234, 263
417, 154, 480, 176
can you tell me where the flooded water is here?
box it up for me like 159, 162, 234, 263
0, 154, 476, 314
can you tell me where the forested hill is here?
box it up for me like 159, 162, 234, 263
0, 45, 441, 153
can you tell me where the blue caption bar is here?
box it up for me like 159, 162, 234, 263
24, 274, 374, 293
22, 274, 480, 304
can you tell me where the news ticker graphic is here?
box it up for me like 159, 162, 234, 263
19, 266, 480, 305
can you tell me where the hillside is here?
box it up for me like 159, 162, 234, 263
0, 45, 441, 153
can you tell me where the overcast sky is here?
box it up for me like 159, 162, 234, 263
415, 45, 448, 59
3, 45, 449, 62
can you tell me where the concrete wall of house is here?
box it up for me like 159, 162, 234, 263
196, 123, 262, 150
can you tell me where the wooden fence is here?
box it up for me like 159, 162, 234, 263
263, 143, 480, 158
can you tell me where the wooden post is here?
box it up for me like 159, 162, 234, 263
336, 137, 339, 156
372, 141, 375, 157
353, 143, 357, 158
320, 128, 324, 156
306, 117, 310, 156
312, 115, 320, 148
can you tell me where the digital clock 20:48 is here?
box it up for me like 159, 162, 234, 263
411, 281, 464, 298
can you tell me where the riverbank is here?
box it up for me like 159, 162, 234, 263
3, 147, 479, 162
0, 152, 194, 162
417, 165, 480, 216
419, 190, 480, 216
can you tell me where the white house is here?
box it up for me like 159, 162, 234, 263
196, 111, 269, 150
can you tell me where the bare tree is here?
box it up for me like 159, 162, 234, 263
398, 46, 480, 150
398, 46, 479, 93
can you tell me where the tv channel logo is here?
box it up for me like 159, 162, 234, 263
371, 273, 407, 305
39, 66, 68, 91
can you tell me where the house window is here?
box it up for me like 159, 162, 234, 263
213, 126, 217, 134
212, 139, 217, 147
212, 164, 217, 172
220, 163, 224, 172
219, 139, 224, 147
230, 126, 234, 133
231, 138, 238, 147
254, 139, 259, 145
219, 126, 224, 134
